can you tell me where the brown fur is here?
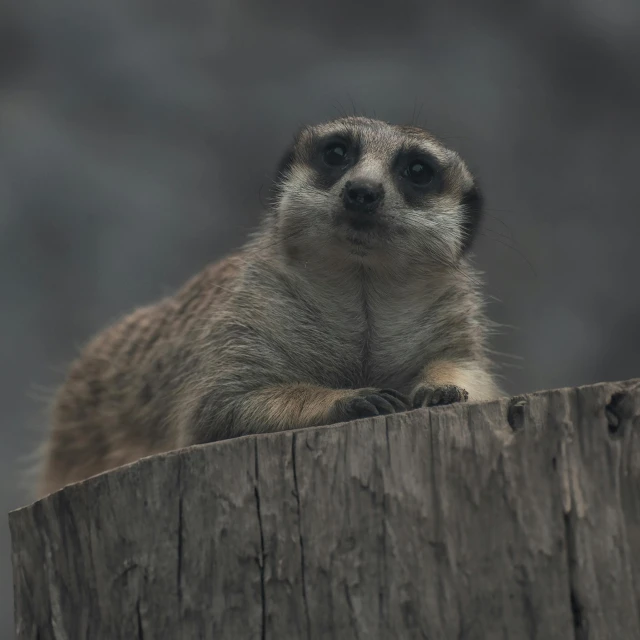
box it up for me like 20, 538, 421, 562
419, 359, 498, 401
37, 117, 503, 497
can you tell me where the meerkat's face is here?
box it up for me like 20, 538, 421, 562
272, 117, 482, 266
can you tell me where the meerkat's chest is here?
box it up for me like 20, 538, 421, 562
290, 283, 434, 391
364, 301, 434, 389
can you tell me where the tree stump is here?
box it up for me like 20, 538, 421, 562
10, 379, 640, 639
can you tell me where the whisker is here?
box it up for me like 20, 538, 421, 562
477, 233, 537, 277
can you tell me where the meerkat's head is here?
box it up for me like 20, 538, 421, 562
271, 116, 483, 269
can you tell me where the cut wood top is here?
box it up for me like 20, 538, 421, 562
10, 378, 640, 640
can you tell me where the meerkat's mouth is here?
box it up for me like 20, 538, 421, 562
341, 223, 381, 252
345, 231, 369, 245
332, 206, 387, 252
345, 215, 376, 232
336, 209, 381, 232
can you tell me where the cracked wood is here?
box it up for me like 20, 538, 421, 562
10, 378, 640, 639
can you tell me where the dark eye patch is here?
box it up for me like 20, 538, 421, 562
402, 159, 435, 186
309, 134, 360, 190
323, 141, 349, 167
394, 148, 442, 206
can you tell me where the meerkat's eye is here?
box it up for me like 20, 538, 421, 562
403, 160, 434, 186
323, 142, 350, 167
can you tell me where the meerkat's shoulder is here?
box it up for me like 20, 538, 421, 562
69, 252, 248, 366
174, 253, 246, 303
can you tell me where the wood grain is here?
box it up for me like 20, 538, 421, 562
10, 379, 640, 639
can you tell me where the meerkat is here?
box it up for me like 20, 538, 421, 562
36, 116, 503, 497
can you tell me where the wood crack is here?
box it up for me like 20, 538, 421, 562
176, 457, 184, 614
292, 433, 311, 639
254, 439, 267, 640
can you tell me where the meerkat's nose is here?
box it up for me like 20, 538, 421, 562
343, 180, 384, 214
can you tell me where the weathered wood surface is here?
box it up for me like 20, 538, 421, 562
10, 379, 640, 639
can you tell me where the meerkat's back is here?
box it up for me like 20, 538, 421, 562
37, 255, 243, 496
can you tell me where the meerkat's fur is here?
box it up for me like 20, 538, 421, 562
37, 117, 503, 497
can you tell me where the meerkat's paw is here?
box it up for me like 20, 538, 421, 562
331, 388, 410, 422
411, 384, 469, 409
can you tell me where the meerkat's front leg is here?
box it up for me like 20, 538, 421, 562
238, 384, 410, 430
410, 359, 500, 409
188, 382, 411, 443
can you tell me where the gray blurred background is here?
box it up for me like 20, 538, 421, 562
2, 0, 640, 634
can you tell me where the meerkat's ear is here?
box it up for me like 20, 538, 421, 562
271, 128, 305, 204
459, 181, 484, 254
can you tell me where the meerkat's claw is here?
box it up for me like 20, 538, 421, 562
411, 384, 468, 409
373, 388, 411, 411
333, 388, 410, 421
